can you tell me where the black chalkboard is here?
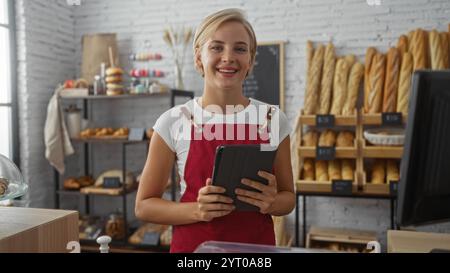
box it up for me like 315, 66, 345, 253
243, 41, 285, 110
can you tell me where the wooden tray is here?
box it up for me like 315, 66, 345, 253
299, 110, 358, 126
362, 140, 403, 158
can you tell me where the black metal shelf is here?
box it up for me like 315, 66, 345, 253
295, 190, 397, 247
71, 138, 149, 144
57, 187, 138, 197
80, 238, 170, 253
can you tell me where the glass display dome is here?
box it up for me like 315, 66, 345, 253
0, 154, 28, 201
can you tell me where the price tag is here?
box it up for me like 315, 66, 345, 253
316, 115, 335, 128
128, 128, 145, 141
103, 177, 121, 188
389, 180, 398, 197
382, 112, 402, 126
316, 146, 336, 160
332, 180, 353, 195
141, 232, 160, 246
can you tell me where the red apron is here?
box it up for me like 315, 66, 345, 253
170, 122, 276, 253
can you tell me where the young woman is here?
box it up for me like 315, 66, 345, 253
135, 8, 295, 253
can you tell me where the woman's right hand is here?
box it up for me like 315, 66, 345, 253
196, 178, 235, 222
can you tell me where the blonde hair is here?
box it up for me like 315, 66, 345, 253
193, 8, 257, 75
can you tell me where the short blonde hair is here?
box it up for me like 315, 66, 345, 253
193, 8, 257, 75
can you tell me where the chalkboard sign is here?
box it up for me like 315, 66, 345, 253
243, 41, 285, 110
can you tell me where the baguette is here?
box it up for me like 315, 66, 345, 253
396, 52, 413, 115
440, 32, 449, 69
318, 43, 336, 114
342, 159, 354, 181
303, 159, 315, 180
407, 30, 415, 53
412, 29, 427, 70
330, 59, 351, 115
364, 47, 377, 113
383, 47, 401, 112
302, 130, 318, 146
345, 54, 356, 67
306, 40, 314, 75
429, 30, 445, 70
336, 131, 355, 147
386, 160, 400, 183
424, 30, 431, 69
304, 44, 325, 115
371, 159, 386, 184
316, 160, 329, 182
397, 35, 408, 55
318, 130, 337, 147
342, 62, 364, 115
367, 53, 386, 113
328, 160, 342, 181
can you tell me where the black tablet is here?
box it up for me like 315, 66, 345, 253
211, 144, 278, 211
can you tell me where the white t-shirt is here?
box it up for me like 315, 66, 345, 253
153, 97, 292, 195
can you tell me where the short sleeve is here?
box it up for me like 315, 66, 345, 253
272, 107, 292, 145
153, 108, 176, 152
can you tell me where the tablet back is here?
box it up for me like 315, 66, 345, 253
212, 144, 277, 211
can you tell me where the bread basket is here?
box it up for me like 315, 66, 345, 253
363, 128, 405, 146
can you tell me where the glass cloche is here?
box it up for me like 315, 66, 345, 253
0, 154, 28, 201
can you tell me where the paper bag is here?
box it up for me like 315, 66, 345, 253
81, 33, 119, 84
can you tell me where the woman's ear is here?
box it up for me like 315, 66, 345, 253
194, 48, 205, 77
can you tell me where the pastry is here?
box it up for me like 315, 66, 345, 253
429, 30, 445, 70
64, 178, 80, 190
113, 127, 129, 136
440, 32, 449, 69
386, 160, 400, 183
336, 131, 354, 147
304, 44, 325, 115
77, 176, 95, 187
74, 78, 89, 88
315, 160, 329, 182
318, 43, 336, 114
364, 47, 377, 113
342, 160, 354, 180
342, 62, 364, 115
328, 160, 342, 181
303, 159, 315, 180
371, 159, 386, 184
383, 47, 401, 112
318, 130, 336, 147
0, 178, 9, 196
396, 52, 413, 115
330, 59, 351, 115
105, 75, 123, 83
302, 130, 318, 146
367, 53, 386, 113
106, 67, 124, 76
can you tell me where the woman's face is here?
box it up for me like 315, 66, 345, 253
197, 21, 252, 91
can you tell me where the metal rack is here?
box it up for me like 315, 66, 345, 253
54, 89, 194, 249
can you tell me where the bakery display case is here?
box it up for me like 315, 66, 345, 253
54, 89, 194, 251
0, 154, 27, 202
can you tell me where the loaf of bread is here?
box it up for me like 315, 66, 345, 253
396, 52, 413, 115
367, 53, 386, 113
302, 130, 318, 146
318, 43, 336, 114
429, 30, 445, 70
345, 54, 356, 67
303, 158, 315, 180
304, 44, 325, 114
328, 160, 342, 181
342, 62, 364, 115
411, 29, 427, 70
424, 30, 431, 69
341, 159, 354, 180
336, 131, 355, 147
440, 32, 449, 69
386, 160, 400, 183
407, 30, 415, 53
383, 47, 401, 112
316, 160, 329, 181
397, 35, 409, 56
306, 40, 314, 74
364, 47, 377, 113
330, 59, 351, 115
371, 159, 386, 184
318, 130, 337, 147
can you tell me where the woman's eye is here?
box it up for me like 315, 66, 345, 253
211, 46, 222, 51
235, 47, 248, 53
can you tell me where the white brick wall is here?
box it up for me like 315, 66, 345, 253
17, 0, 450, 248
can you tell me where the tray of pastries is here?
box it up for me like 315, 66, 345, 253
79, 127, 129, 139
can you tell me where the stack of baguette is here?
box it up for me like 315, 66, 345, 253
369, 159, 399, 184
302, 130, 355, 148
364, 26, 450, 115
302, 158, 355, 182
303, 41, 364, 116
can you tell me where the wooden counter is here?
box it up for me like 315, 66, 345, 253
0, 207, 78, 253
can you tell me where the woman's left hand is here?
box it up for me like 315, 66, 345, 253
235, 171, 277, 214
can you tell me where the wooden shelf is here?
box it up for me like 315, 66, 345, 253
71, 137, 149, 144
298, 146, 358, 158
57, 185, 137, 196
79, 238, 170, 253
362, 142, 404, 158
361, 113, 408, 125
60, 92, 171, 100
300, 114, 357, 126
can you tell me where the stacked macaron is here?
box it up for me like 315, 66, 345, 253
106, 67, 125, 96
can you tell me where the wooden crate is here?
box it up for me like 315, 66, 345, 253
306, 226, 377, 253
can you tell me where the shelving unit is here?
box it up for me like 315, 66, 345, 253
54, 89, 194, 251
293, 109, 402, 247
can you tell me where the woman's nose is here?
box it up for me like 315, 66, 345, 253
221, 48, 235, 63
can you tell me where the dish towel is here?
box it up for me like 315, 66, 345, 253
44, 85, 74, 174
